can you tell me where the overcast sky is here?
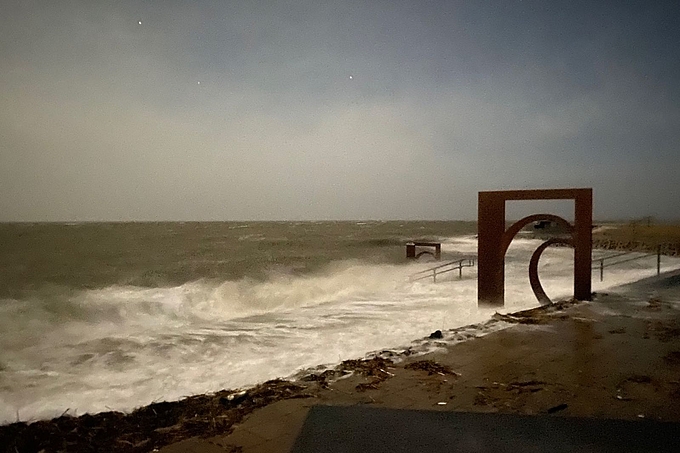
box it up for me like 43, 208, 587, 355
1, 0, 678, 221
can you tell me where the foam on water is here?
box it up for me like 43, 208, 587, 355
1, 237, 679, 424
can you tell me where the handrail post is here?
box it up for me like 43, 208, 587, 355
600, 259, 604, 282
459, 263, 462, 279
657, 244, 661, 276
433, 269, 437, 283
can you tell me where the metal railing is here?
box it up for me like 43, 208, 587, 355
410, 246, 663, 284
410, 258, 476, 283
592, 246, 662, 281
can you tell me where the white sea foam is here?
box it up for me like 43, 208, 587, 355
1, 237, 679, 424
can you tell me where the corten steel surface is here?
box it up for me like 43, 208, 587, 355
477, 188, 592, 307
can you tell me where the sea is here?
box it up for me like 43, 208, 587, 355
1, 221, 678, 424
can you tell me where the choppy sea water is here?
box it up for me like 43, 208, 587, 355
1, 221, 678, 424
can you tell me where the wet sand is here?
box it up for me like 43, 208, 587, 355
158, 271, 680, 453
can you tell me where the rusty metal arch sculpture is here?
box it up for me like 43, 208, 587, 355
501, 213, 574, 257
477, 188, 592, 307
501, 214, 575, 305
529, 237, 574, 305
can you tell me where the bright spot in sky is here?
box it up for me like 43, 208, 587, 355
138, 21, 142, 25
349, 75, 353, 80
197, 81, 201, 85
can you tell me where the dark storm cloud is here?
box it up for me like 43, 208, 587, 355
1, 0, 678, 221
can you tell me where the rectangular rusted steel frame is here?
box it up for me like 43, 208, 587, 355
477, 188, 592, 307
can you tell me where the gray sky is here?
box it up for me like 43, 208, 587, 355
1, 0, 679, 221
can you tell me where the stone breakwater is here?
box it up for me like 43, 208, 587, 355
525, 234, 680, 256
592, 239, 680, 256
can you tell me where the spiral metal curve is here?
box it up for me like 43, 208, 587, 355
529, 237, 574, 305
